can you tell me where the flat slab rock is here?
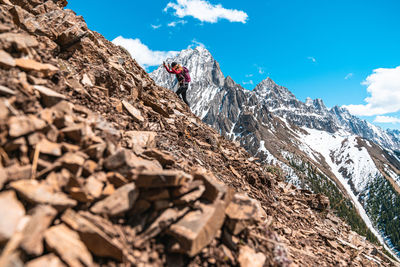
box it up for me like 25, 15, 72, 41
136, 170, 192, 188
0, 32, 39, 50
122, 100, 144, 122
238, 245, 266, 267
225, 193, 267, 235
8, 115, 46, 138
193, 168, 227, 202
61, 209, 124, 261
0, 191, 25, 243
0, 50, 15, 68
15, 58, 59, 76
10, 179, 77, 210
104, 149, 162, 174
167, 201, 226, 257
124, 131, 156, 153
44, 224, 93, 267
33, 85, 67, 107
20, 205, 58, 256
90, 183, 138, 217
25, 253, 66, 267
0, 84, 15, 96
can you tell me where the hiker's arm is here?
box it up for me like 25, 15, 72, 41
163, 63, 174, 73
174, 68, 182, 74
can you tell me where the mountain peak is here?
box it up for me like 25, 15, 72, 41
253, 77, 295, 101
194, 45, 208, 53
259, 77, 277, 87
305, 97, 313, 106
224, 76, 238, 88
179, 46, 210, 56
313, 98, 328, 110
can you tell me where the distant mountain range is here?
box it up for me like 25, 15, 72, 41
151, 46, 400, 257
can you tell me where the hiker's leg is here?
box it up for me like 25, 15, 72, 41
176, 85, 183, 96
181, 84, 189, 106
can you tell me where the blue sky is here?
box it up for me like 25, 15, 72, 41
67, 0, 400, 129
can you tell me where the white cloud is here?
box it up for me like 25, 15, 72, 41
307, 56, 316, 63
374, 116, 400, 124
343, 66, 400, 116
258, 67, 264, 74
245, 74, 253, 77
164, 0, 248, 23
188, 39, 206, 49
167, 20, 187, 27
345, 73, 353, 80
112, 36, 179, 68
151, 24, 162, 29
243, 80, 254, 85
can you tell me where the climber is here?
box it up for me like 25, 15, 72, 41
163, 61, 191, 107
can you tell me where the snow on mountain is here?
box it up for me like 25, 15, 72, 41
297, 128, 386, 243
150, 47, 400, 257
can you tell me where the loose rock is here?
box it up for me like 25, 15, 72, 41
91, 183, 139, 217
44, 224, 93, 267
0, 191, 25, 243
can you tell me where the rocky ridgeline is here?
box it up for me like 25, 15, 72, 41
0, 0, 398, 266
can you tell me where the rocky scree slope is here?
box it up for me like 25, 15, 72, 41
151, 47, 400, 258
0, 0, 398, 266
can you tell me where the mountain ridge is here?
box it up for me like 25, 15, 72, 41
150, 46, 400, 258
152, 46, 400, 151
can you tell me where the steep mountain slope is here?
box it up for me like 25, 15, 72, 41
151, 47, 400, 258
2, 1, 398, 266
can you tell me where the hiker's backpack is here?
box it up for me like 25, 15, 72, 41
182, 66, 191, 83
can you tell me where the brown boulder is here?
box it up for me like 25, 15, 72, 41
124, 130, 156, 153
167, 201, 226, 257
25, 254, 66, 267
15, 58, 59, 76
84, 142, 106, 160
0, 85, 16, 96
5, 164, 32, 181
225, 193, 267, 235
135, 207, 190, 247
10, 179, 77, 210
122, 100, 144, 122
91, 183, 138, 217
136, 170, 192, 188
61, 209, 124, 261
37, 138, 62, 156
106, 172, 128, 188
143, 148, 175, 167
0, 191, 25, 243
104, 149, 162, 175
20, 205, 57, 256
84, 175, 104, 199
44, 224, 93, 267
238, 245, 266, 267
0, 32, 39, 51
58, 152, 86, 174
193, 167, 227, 202
0, 50, 15, 68
82, 160, 97, 176
61, 124, 93, 143
33, 85, 66, 107
8, 115, 46, 137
